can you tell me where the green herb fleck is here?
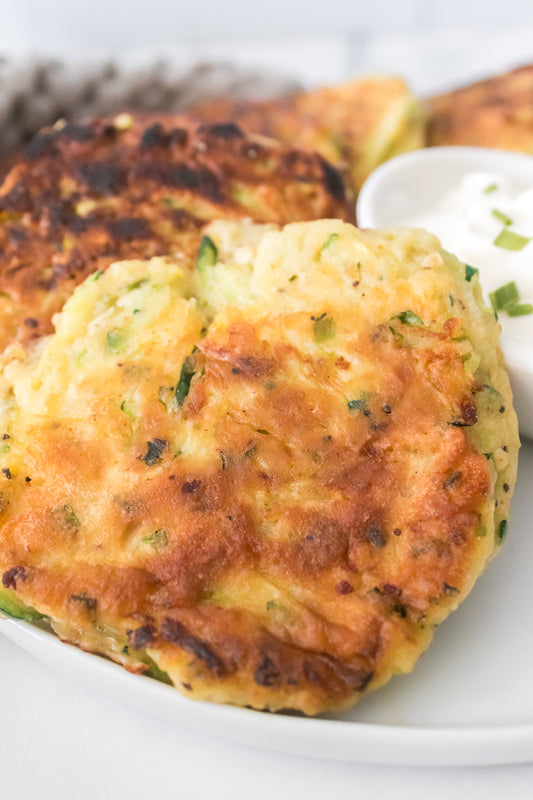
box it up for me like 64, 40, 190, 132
106, 329, 124, 352
174, 356, 196, 407
393, 310, 424, 325
128, 277, 149, 291
464, 264, 478, 282
141, 528, 168, 548
313, 313, 336, 343
255, 428, 270, 435
90, 270, 104, 281
54, 504, 80, 529
197, 235, 218, 271
484, 183, 498, 194
288, 274, 298, 282
498, 519, 508, 542
484, 452, 493, 460
322, 233, 339, 250
266, 600, 277, 611
489, 281, 520, 312
347, 398, 368, 412
449, 295, 455, 307
507, 303, 533, 317
492, 208, 513, 226
494, 229, 531, 251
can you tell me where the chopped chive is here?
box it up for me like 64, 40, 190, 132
90, 270, 104, 281
288, 274, 298, 282
489, 281, 520, 311
266, 600, 277, 611
106, 329, 124, 352
506, 303, 533, 317
449, 295, 455, 307
494, 229, 531, 251
498, 519, 508, 542
484, 183, 498, 194
322, 233, 339, 250
174, 356, 196, 407
393, 310, 423, 325
484, 452, 493, 460
347, 398, 367, 412
197, 235, 218, 271
141, 528, 167, 548
464, 264, 478, 282
313, 313, 336, 343
491, 209, 513, 226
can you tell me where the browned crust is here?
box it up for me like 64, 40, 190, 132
426, 64, 533, 150
0, 114, 352, 349
0, 308, 495, 713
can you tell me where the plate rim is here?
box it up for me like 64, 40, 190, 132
2, 616, 533, 768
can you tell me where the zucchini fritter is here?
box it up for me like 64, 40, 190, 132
0, 220, 518, 714
188, 77, 424, 202
0, 114, 352, 350
426, 64, 533, 150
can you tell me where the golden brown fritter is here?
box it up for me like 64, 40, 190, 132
426, 64, 533, 150
188, 77, 424, 202
0, 113, 352, 349
0, 220, 518, 714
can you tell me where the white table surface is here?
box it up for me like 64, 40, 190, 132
2, 26, 533, 798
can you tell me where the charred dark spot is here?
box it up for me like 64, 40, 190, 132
234, 356, 272, 378
2, 566, 27, 590
201, 122, 244, 139
127, 624, 156, 650
2, 468, 12, 480
319, 158, 346, 203
0, 182, 31, 213
25, 131, 58, 160
443, 470, 462, 489
78, 161, 124, 195
141, 438, 168, 466
181, 682, 192, 691
503, 483, 510, 493
161, 617, 224, 676
335, 580, 353, 595
499, 406, 505, 414
393, 605, 407, 618
451, 398, 478, 427
135, 161, 221, 201
2, 434, 9, 440
169, 128, 189, 148
140, 123, 169, 148
60, 123, 95, 142
382, 582, 402, 596
365, 525, 387, 548
443, 582, 460, 596
393, 528, 402, 536
107, 217, 153, 241
7, 226, 29, 244
254, 655, 281, 687
231, 367, 241, 374
70, 593, 97, 613
181, 479, 202, 495
24, 317, 39, 328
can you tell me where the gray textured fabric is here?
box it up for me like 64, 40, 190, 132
0, 57, 299, 155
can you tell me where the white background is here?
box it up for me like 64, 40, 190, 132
1, 2, 533, 797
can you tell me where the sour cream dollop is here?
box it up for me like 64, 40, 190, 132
395, 171, 533, 342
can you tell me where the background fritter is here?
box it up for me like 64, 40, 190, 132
0, 220, 518, 715
426, 64, 533, 150
0, 114, 352, 349
188, 77, 424, 202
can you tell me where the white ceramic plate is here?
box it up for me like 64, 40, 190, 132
356, 146, 533, 441
2, 441, 532, 768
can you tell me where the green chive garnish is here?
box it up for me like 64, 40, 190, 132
313, 313, 336, 343
174, 356, 196, 407
494, 229, 531, 251
489, 281, 520, 312
498, 519, 508, 542
506, 303, 533, 317
197, 235, 218, 271
347, 398, 367, 412
492, 209, 513, 226
464, 264, 478, 282
484, 183, 498, 194
393, 310, 423, 325
141, 529, 167, 548
322, 233, 339, 250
